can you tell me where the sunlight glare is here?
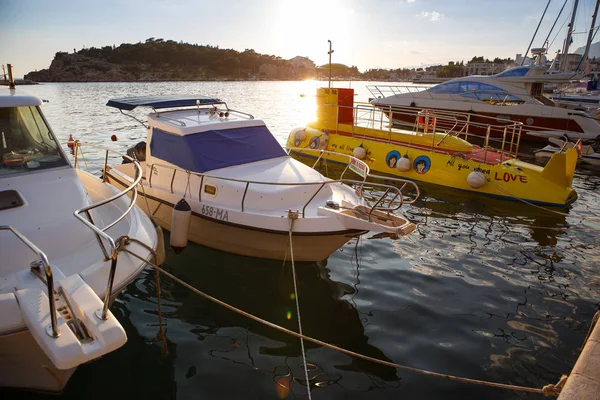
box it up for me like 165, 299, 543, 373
271, 0, 356, 63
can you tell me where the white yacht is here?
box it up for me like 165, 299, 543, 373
104, 95, 417, 262
0, 83, 160, 391
368, 65, 600, 142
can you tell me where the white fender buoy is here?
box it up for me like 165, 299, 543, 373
353, 144, 366, 160
152, 219, 166, 265
294, 128, 307, 142
467, 171, 486, 188
170, 199, 192, 253
396, 157, 411, 172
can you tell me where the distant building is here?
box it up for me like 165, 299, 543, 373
552, 53, 584, 72
465, 62, 506, 76
515, 53, 535, 66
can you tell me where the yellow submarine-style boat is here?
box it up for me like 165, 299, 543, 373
286, 87, 578, 206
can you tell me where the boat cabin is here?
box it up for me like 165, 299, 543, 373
107, 95, 288, 174
0, 94, 68, 175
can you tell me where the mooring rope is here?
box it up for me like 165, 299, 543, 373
487, 180, 600, 224
406, 206, 600, 233
287, 211, 312, 399
119, 240, 569, 397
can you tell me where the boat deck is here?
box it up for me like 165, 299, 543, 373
469, 146, 514, 163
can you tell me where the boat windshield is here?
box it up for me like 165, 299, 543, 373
429, 81, 524, 104
0, 106, 68, 176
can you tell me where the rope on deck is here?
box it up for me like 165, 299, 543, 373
119, 240, 570, 398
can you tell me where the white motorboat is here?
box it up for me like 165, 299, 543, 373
0, 80, 160, 391
368, 65, 600, 142
532, 131, 600, 166
104, 95, 418, 262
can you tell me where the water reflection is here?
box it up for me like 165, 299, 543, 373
409, 181, 570, 248
8, 81, 598, 400
156, 239, 400, 397
303, 155, 571, 247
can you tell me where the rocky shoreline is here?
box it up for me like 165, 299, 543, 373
24, 53, 233, 82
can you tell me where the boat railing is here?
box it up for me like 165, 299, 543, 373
286, 147, 421, 211
0, 225, 59, 338
324, 101, 525, 161
147, 155, 419, 219
367, 85, 430, 99
70, 141, 145, 320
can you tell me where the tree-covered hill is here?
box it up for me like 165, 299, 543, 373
24, 38, 334, 82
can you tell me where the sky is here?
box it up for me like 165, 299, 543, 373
1, 0, 599, 78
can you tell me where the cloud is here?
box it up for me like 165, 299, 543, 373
417, 11, 443, 22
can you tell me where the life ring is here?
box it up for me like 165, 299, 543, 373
417, 110, 437, 130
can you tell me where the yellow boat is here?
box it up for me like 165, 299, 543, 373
286, 87, 578, 206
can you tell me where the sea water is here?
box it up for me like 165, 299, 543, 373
4, 81, 599, 400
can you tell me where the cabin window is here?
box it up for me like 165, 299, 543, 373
0, 106, 68, 175
495, 67, 530, 77
429, 82, 462, 94
460, 91, 524, 105
429, 81, 524, 104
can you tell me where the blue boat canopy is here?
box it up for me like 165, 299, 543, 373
106, 95, 223, 111
150, 124, 288, 173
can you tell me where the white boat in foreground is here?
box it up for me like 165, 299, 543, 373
0, 85, 160, 392
104, 95, 418, 261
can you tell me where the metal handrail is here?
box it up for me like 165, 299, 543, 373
70, 141, 144, 320
145, 152, 418, 219
0, 225, 59, 338
321, 100, 526, 161
284, 147, 421, 204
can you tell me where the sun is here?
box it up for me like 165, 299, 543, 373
270, 0, 356, 63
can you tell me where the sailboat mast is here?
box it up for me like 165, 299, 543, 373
560, 0, 580, 72
580, 0, 600, 73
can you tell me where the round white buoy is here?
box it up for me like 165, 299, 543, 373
467, 171, 486, 188
353, 145, 366, 160
294, 129, 307, 142
152, 220, 166, 265
396, 157, 411, 172
170, 199, 192, 253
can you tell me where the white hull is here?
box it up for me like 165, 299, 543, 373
0, 330, 75, 393
0, 290, 122, 393
1, 169, 157, 393
107, 169, 364, 261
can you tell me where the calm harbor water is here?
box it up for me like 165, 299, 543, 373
4, 81, 600, 399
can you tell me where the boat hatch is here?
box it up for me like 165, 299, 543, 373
0, 189, 24, 210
